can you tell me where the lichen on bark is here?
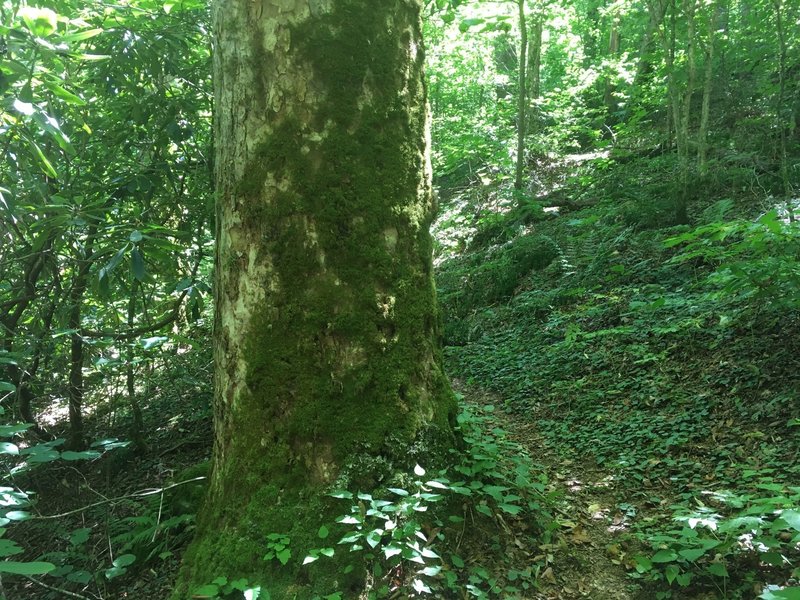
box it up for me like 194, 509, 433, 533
173, 1, 456, 597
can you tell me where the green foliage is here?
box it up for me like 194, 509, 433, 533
438, 233, 559, 344
632, 485, 800, 596
192, 577, 263, 600
437, 140, 800, 596
201, 403, 555, 599
665, 208, 800, 308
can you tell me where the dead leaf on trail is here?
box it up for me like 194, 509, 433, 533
541, 566, 556, 583
570, 526, 592, 544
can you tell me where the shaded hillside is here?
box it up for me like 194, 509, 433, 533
435, 153, 800, 598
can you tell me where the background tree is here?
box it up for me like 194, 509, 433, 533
174, 0, 456, 596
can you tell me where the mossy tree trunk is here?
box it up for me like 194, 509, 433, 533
174, 0, 456, 597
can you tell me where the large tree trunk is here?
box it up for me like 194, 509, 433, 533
174, 0, 456, 597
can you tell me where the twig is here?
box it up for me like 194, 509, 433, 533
29, 477, 207, 520
23, 575, 101, 600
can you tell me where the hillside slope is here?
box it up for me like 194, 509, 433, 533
435, 154, 800, 599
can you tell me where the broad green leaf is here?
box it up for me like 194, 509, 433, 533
99, 247, 126, 281
499, 503, 522, 515
336, 515, 360, 525
0, 561, 56, 575
0, 424, 32, 437
779, 510, 800, 531
4, 511, 31, 522
384, 546, 402, 559
113, 554, 136, 568
651, 549, 678, 563
0, 382, 16, 393
0, 539, 23, 557
459, 17, 485, 32
244, 588, 262, 600
706, 562, 728, 577
18, 7, 57, 37
27, 138, 58, 178
318, 525, 329, 539
140, 337, 167, 351
664, 564, 679, 585
0, 443, 19, 455
633, 555, 652, 573
192, 584, 220, 596
760, 587, 800, 600
425, 479, 450, 490
69, 528, 91, 546
131, 247, 146, 281
59, 28, 104, 43
26, 449, 60, 463
61, 450, 101, 461
677, 548, 706, 561
337, 532, 361, 544
68, 52, 110, 61
43, 81, 86, 105
67, 570, 92, 584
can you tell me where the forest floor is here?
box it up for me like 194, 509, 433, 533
457, 381, 643, 600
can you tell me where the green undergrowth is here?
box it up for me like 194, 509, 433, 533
187, 401, 558, 599
436, 154, 800, 598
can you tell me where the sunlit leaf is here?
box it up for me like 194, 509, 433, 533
18, 7, 58, 37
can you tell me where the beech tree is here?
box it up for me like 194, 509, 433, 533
174, 0, 456, 596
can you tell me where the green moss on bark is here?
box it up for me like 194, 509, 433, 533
174, 1, 455, 597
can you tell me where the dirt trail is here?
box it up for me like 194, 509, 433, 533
457, 382, 642, 600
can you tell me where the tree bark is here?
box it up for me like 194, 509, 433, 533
174, 0, 456, 596
772, 0, 791, 209
633, 0, 668, 90
698, 0, 720, 174
515, 0, 529, 190
603, 14, 621, 120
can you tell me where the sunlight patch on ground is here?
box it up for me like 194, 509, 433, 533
563, 150, 610, 164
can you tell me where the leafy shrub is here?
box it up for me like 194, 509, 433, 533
631, 485, 800, 598
438, 234, 559, 344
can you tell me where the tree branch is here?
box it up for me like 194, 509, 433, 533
30, 477, 207, 521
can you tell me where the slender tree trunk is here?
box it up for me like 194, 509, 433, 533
583, 0, 600, 66
174, 1, 456, 596
634, 0, 668, 89
604, 16, 621, 120
698, 1, 720, 174
527, 12, 542, 103
660, 0, 696, 223
515, 0, 529, 191
126, 282, 146, 452
66, 267, 90, 451
1, 230, 55, 430
17, 298, 57, 439
660, 0, 680, 152
772, 0, 792, 213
